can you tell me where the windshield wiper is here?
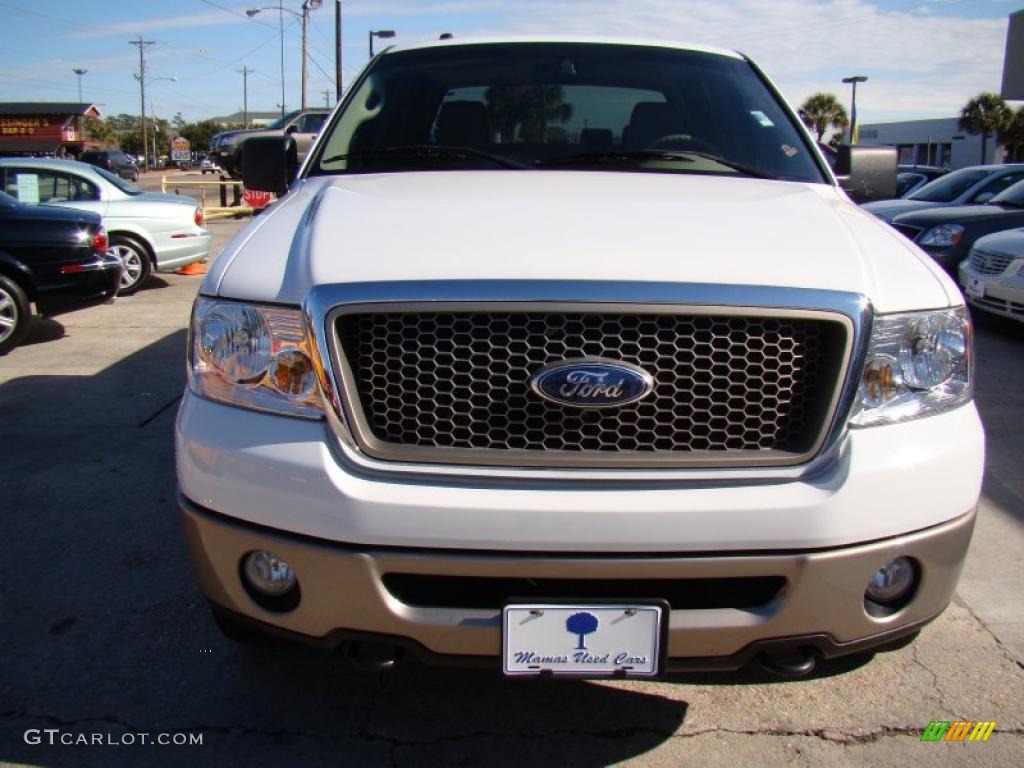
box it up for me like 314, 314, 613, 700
321, 144, 529, 170
535, 149, 779, 179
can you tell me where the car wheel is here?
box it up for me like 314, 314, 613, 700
0, 274, 31, 355
109, 236, 152, 296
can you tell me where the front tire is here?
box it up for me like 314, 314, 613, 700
109, 236, 152, 295
0, 275, 31, 355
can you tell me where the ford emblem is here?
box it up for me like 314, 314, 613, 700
530, 359, 655, 409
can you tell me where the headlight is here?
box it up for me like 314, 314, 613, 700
918, 224, 964, 247
849, 307, 971, 427
189, 298, 323, 419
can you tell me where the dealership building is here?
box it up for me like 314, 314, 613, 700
856, 9, 1023, 170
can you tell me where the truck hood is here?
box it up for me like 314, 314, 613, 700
209, 171, 958, 313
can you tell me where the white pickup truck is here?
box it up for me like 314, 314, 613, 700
176, 37, 983, 678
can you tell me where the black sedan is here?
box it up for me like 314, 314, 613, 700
0, 191, 122, 354
888, 179, 1024, 273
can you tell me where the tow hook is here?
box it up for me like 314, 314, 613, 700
759, 648, 817, 677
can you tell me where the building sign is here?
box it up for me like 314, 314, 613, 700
1, 118, 47, 135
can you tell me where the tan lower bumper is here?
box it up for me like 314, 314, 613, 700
179, 496, 975, 661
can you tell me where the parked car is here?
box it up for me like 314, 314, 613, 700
888, 178, 1024, 273
958, 228, 1024, 322
895, 165, 947, 198
210, 109, 329, 178
864, 163, 1024, 221
78, 149, 139, 183
176, 38, 982, 678
0, 190, 121, 354
0, 158, 211, 294
199, 156, 222, 175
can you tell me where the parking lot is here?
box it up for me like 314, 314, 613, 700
0, 210, 1022, 766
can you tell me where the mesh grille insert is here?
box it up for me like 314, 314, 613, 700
335, 311, 848, 461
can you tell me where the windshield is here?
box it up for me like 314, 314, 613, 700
907, 168, 988, 202
267, 110, 301, 130
93, 166, 142, 195
991, 179, 1024, 207
310, 43, 826, 183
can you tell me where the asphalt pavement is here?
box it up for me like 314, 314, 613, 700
0, 209, 1022, 767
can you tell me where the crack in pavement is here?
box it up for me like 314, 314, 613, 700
954, 595, 1024, 671
910, 643, 964, 720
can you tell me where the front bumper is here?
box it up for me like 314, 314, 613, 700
180, 497, 975, 665
959, 262, 1024, 322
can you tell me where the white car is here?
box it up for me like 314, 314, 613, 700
0, 158, 211, 294
200, 158, 222, 175
176, 38, 982, 677
959, 228, 1024, 322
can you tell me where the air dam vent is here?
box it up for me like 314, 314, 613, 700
382, 574, 788, 611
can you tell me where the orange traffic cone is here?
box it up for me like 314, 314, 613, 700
177, 261, 208, 276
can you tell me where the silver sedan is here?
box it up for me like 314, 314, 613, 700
1, 157, 212, 294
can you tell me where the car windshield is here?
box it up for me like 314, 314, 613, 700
896, 172, 924, 197
267, 110, 301, 130
0, 189, 19, 207
93, 166, 142, 195
907, 168, 989, 202
991, 179, 1024, 207
310, 43, 826, 183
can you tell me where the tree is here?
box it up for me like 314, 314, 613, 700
959, 93, 1013, 164
565, 611, 599, 650
1000, 106, 1024, 163
83, 116, 117, 148
177, 120, 223, 152
798, 93, 849, 142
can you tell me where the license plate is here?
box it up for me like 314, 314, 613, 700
965, 276, 986, 299
502, 602, 665, 677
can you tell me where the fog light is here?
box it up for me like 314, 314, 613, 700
865, 557, 915, 605
243, 550, 297, 596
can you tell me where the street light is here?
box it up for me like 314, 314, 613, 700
369, 29, 395, 58
136, 75, 177, 167
72, 68, 88, 103
247, 1, 321, 112
842, 75, 868, 144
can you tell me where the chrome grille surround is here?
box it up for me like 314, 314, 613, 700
308, 282, 864, 472
969, 249, 1013, 276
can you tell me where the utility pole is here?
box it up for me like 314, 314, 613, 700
237, 66, 253, 127
334, 0, 342, 102
321, 89, 330, 108
130, 36, 155, 172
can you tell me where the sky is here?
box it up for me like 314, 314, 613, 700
0, 0, 1019, 125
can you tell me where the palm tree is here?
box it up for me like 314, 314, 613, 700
1000, 106, 1024, 163
798, 93, 849, 142
959, 93, 1014, 164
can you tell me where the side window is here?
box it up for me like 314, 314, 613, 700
68, 174, 100, 201
5, 169, 67, 204
299, 113, 326, 133
973, 172, 1024, 201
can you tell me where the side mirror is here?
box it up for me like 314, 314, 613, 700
835, 145, 898, 203
241, 136, 294, 195
285, 124, 299, 135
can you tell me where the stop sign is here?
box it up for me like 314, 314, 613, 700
243, 188, 274, 209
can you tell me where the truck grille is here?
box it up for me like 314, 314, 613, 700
969, 249, 1012, 276
333, 308, 851, 468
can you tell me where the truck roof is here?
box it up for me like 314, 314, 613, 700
381, 35, 745, 61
